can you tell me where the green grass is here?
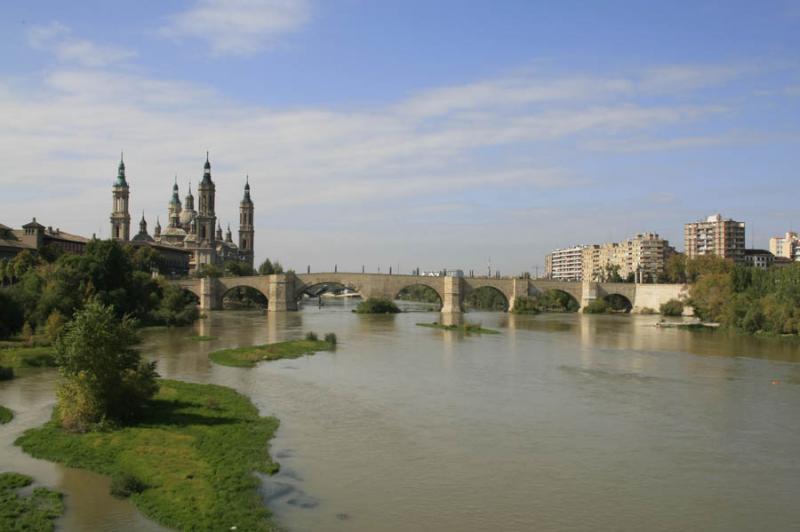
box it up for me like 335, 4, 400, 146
189, 335, 218, 342
0, 346, 57, 369
16, 379, 280, 532
210, 339, 335, 368
416, 322, 500, 335
0, 405, 12, 424
0, 472, 64, 531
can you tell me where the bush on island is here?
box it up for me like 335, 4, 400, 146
354, 298, 401, 314
660, 299, 684, 317
583, 299, 610, 314
511, 296, 540, 314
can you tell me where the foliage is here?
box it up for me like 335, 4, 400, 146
0, 290, 24, 340
660, 298, 685, 317
192, 263, 223, 278
110, 473, 147, 499
583, 299, 610, 314
44, 311, 66, 344
324, 332, 337, 345
257, 258, 284, 275
223, 286, 267, 309
602, 263, 624, 282
153, 285, 200, 326
354, 297, 401, 314
0, 367, 13, 381
16, 380, 280, 531
305, 331, 319, 341
536, 290, 581, 312
210, 337, 336, 368
639, 307, 657, 315
0, 346, 57, 369
21, 322, 34, 346
396, 285, 441, 304
0, 472, 63, 531
0, 405, 12, 423
189, 335, 217, 342
464, 287, 507, 311
1, 240, 198, 331
605, 294, 632, 312
54, 301, 158, 431
511, 296, 541, 314
416, 322, 500, 334
224, 260, 255, 277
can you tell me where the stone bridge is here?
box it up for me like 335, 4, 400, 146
171, 272, 689, 314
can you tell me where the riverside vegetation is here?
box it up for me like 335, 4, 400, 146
416, 322, 499, 334
354, 297, 401, 314
209, 332, 337, 367
0, 472, 64, 531
14, 301, 282, 531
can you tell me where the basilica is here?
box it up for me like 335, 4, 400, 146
110, 154, 254, 275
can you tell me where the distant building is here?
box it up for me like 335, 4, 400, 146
582, 233, 675, 282
545, 245, 585, 281
684, 214, 745, 263
0, 218, 89, 260
109, 154, 255, 273
769, 231, 800, 261
744, 249, 774, 270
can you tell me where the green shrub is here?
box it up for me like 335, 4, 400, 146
44, 311, 66, 344
511, 296, 540, 314
305, 331, 319, 341
583, 299, 610, 314
639, 307, 657, 315
660, 299, 684, 317
0, 291, 24, 340
324, 332, 337, 345
354, 297, 401, 314
110, 473, 146, 498
0, 405, 12, 424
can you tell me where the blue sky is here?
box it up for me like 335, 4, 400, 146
1, 0, 798, 273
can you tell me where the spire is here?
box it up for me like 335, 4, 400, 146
201, 152, 212, 184
242, 175, 252, 203
139, 212, 147, 234
225, 224, 233, 243
115, 153, 127, 187
170, 176, 181, 205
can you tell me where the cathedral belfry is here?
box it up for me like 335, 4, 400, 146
110, 153, 131, 241
196, 152, 217, 265
239, 176, 255, 268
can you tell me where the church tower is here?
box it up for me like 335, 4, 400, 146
196, 152, 217, 265
238, 176, 255, 268
110, 154, 130, 241
168, 178, 182, 228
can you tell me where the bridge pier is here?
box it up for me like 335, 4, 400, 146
441, 276, 463, 314
200, 277, 222, 311
268, 273, 298, 312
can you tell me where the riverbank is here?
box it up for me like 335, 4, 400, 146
15, 379, 281, 532
0, 472, 63, 531
0, 346, 57, 369
416, 322, 499, 334
0, 405, 12, 423
210, 337, 336, 367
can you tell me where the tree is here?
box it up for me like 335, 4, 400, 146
0, 290, 24, 339
665, 254, 687, 283
55, 301, 158, 431
258, 258, 284, 275
193, 263, 223, 279
224, 260, 255, 277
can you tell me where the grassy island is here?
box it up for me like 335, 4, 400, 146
0, 405, 12, 424
0, 346, 57, 369
417, 322, 499, 334
210, 334, 336, 368
0, 472, 63, 531
16, 379, 281, 532
189, 335, 218, 342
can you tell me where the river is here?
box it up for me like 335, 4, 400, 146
2, 302, 799, 531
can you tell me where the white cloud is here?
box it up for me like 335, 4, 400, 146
27, 22, 136, 67
160, 0, 312, 56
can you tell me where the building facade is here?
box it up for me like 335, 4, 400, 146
544, 245, 586, 281
110, 154, 255, 274
684, 214, 746, 263
582, 233, 675, 282
0, 219, 89, 260
769, 231, 800, 261
744, 249, 774, 270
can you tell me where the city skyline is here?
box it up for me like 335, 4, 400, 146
1, 1, 799, 273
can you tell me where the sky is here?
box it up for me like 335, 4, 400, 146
1, 0, 798, 274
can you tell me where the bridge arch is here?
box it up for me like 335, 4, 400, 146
220, 284, 268, 309
602, 293, 633, 313
395, 283, 443, 311
295, 281, 363, 300
536, 289, 580, 313
178, 287, 201, 305
464, 285, 509, 312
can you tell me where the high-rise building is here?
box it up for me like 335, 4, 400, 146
544, 245, 586, 281
684, 214, 745, 263
769, 231, 800, 261
582, 233, 675, 282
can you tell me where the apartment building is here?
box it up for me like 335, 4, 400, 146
544, 245, 586, 281
684, 214, 746, 263
769, 231, 800, 261
582, 233, 675, 282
